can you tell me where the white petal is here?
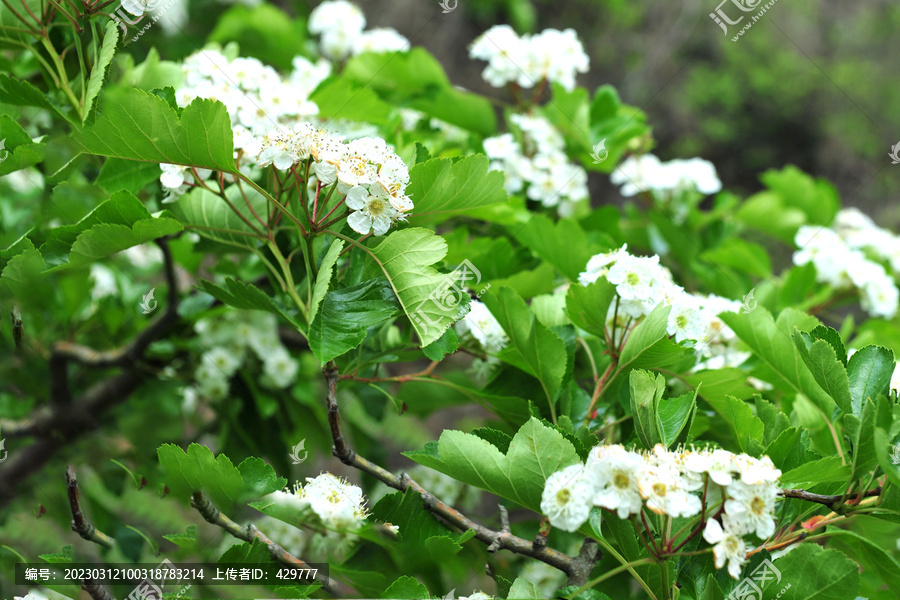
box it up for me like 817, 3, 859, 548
344, 186, 369, 210
347, 211, 372, 235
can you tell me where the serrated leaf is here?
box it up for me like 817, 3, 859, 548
383, 576, 429, 599
846, 345, 894, 416
657, 389, 697, 448
405, 155, 508, 223
421, 327, 458, 361
173, 186, 268, 247
618, 303, 691, 372
565, 278, 616, 338
403, 417, 580, 513
844, 399, 878, 484
73, 88, 235, 172
723, 395, 765, 455
95, 157, 164, 194
0, 115, 45, 177
83, 21, 118, 122
721, 307, 834, 413
482, 286, 567, 406
65, 219, 183, 266
764, 544, 858, 599
781, 457, 849, 486
629, 369, 665, 449
506, 578, 542, 599
366, 228, 469, 347
198, 278, 302, 329
309, 277, 401, 362
510, 215, 599, 282
793, 327, 853, 415
0, 73, 77, 124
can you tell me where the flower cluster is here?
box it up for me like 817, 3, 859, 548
158, 49, 332, 200
269, 473, 369, 531
256, 125, 413, 235
186, 310, 298, 403
469, 25, 589, 91
578, 245, 744, 362
611, 154, 722, 198
794, 216, 899, 319
541, 444, 782, 578
455, 300, 508, 353
483, 113, 589, 216
309, 0, 409, 61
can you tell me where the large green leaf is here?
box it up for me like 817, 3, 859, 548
482, 286, 568, 405
309, 239, 344, 324
95, 157, 164, 194
721, 307, 834, 413
403, 417, 581, 513
792, 327, 853, 416
565, 278, 616, 339
405, 155, 507, 223
72, 88, 236, 172
846, 345, 894, 416
173, 186, 268, 247
199, 278, 303, 329
0, 115, 45, 177
843, 398, 878, 484
763, 544, 858, 599
157, 443, 285, 512
309, 277, 401, 362
366, 228, 469, 347
780, 457, 850, 486
629, 369, 665, 449
722, 395, 765, 455
506, 578, 542, 599
617, 303, 691, 373
382, 576, 429, 599
684, 368, 754, 416
0, 73, 77, 124
510, 214, 600, 282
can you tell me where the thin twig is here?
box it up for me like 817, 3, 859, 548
190, 492, 342, 596
66, 466, 115, 548
779, 487, 881, 510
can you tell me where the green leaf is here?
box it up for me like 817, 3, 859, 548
792, 327, 853, 416
723, 395, 765, 455
309, 239, 344, 323
408, 86, 496, 136
0, 73, 77, 125
629, 369, 665, 449
844, 399, 878, 484
198, 278, 302, 329
510, 215, 599, 282
685, 368, 754, 417
0, 115, 45, 177
405, 155, 508, 223
366, 228, 469, 347
95, 157, 163, 194
702, 238, 772, 279
765, 544, 858, 599
657, 389, 698, 448
83, 21, 118, 123
565, 278, 616, 338
421, 327, 458, 362
755, 396, 791, 446
162, 525, 198, 549
721, 307, 835, 414
309, 77, 393, 124
403, 417, 581, 513
66, 220, 182, 266
157, 443, 244, 510
482, 286, 567, 405
73, 88, 236, 172
237, 456, 288, 499
173, 186, 267, 247
506, 578, 542, 599
382, 576, 429, 599
828, 529, 900, 592
846, 345, 894, 416
617, 303, 691, 372
781, 457, 849, 486
309, 278, 402, 362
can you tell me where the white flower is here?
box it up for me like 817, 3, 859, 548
203, 346, 241, 377
261, 348, 298, 389
353, 27, 409, 55
345, 186, 398, 236
194, 363, 229, 400
667, 294, 708, 345
636, 461, 701, 518
578, 245, 629, 286
586, 446, 644, 519
302, 473, 368, 530
733, 454, 781, 486
684, 448, 738, 487
89, 264, 117, 300
540, 464, 595, 532
724, 481, 778, 539
703, 517, 747, 579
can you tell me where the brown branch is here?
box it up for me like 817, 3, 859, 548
81, 578, 115, 600
569, 537, 601, 587
190, 492, 343, 596
324, 364, 580, 577
66, 466, 115, 549
779, 487, 882, 510
0, 238, 182, 507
